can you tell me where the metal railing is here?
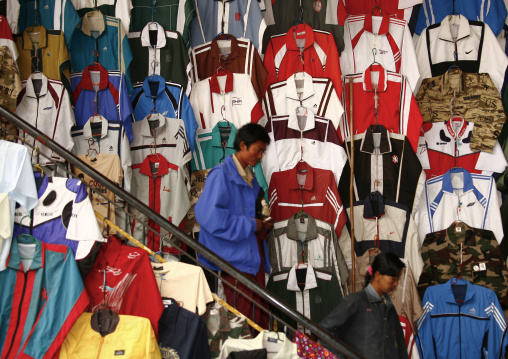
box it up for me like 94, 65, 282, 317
0, 106, 363, 358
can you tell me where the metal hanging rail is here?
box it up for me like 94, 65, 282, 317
0, 106, 363, 358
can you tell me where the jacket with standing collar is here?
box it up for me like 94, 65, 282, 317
195, 155, 269, 274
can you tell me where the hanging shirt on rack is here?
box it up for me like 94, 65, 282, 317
416, 68, 506, 153
417, 279, 507, 359
339, 125, 426, 214
262, 0, 343, 53
71, 114, 132, 191
190, 34, 266, 101
341, 12, 419, 92
129, 112, 191, 183
192, 121, 237, 172
128, 22, 191, 94
266, 264, 343, 334
16, 73, 75, 165
267, 214, 349, 288
0, 141, 38, 271
130, 153, 191, 252
12, 174, 105, 270
8, 0, 80, 45
0, 236, 89, 359
69, 10, 133, 92
340, 65, 423, 152
417, 121, 508, 179
415, 167, 503, 245
414, 0, 507, 36
14, 25, 71, 94
151, 261, 213, 315
158, 298, 211, 359
131, 74, 197, 152
418, 222, 508, 307
219, 331, 299, 359
189, 0, 266, 51
59, 312, 161, 358
0, 46, 22, 142
264, 23, 342, 96
263, 72, 343, 129
129, 0, 196, 48
415, 14, 508, 93
72, 0, 133, 32
0, 193, 10, 246
84, 236, 164, 338
341, 192, 423, 280
72, 63, 134, 141
268, 162, 346, 239
0, 15, 19, 63
72, 153, 123, 235
189, 70, 264, 131
262, 112, 347, 186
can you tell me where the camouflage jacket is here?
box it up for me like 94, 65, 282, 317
416, 68, 505, 153
202, 302, 252, 359
418, 222, 508, 307
0, 46, 22, 141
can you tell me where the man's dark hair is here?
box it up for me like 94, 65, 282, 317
364, 252, 405, 286
233, 123, 270, 151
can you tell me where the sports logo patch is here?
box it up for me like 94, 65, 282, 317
232, 97, 242, 106
392, 155, 399, 163
313, 0, 322, 12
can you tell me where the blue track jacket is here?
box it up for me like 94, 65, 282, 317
417, 278, 507, 359
195, 155, 269, 275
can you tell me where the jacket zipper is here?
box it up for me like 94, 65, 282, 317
459, 308, 462, 358
4, 272, 28, 358
96, 336, 105, 358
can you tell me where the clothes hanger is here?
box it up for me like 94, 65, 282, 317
371, 0, 382, 15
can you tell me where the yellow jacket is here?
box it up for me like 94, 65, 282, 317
59, 312, 162, 359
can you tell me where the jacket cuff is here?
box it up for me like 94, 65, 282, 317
249, 217, 258, 232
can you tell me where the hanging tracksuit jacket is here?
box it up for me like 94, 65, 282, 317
417, 279, 507, 359
0, 236, 89, 359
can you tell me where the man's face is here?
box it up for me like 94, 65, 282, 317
238, 140, 267, 167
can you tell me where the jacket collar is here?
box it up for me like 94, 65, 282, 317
286, 23, 315, 51
210, 34, 241, 60
224, 155, 260, 189
445, 118, 468, 139
363, 13, 390, 35
288, 162, 314, 190
7, 235, 44, 271
25, 72, 48, 98
362, 64, 388, 92
286, 72, 315, 102
365, 283, 391, 304
286, 214, 318, 242
287, 264, 318, 292
445, 222, 477, 246
359, 125, 392, 154
80, 63, 110, 91
438, 15, 471, 42
211, 121, 237, 149
362, 192, 386, 219
430, 168, 487, 213
22, 25, 47, 50
83, 115, 109, 139
80, 10, 106, 37
209, 69, 234, 94
288, 109, 315, 132
443, 277, 476, 304
140, 22, 166, 48
143, 74, 166, 98
138, 154, 173, 178
138, 113, 180, 139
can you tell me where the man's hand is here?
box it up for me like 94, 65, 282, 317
255, 217, 274, 233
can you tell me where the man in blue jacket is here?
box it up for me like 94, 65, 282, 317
195, 123, 272, 328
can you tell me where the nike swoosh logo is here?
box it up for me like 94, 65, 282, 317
466, 50, 473, 54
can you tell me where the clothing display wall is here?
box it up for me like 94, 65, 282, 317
3, 0, 508, 357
